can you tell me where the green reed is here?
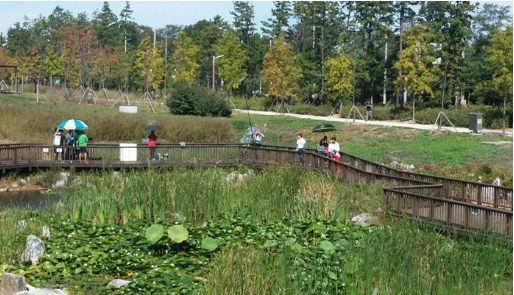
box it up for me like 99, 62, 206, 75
58, 167, 369, 225
347, 222, 512, 294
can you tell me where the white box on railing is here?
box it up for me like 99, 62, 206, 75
120, 143, 137, 161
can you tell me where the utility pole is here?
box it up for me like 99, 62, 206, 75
212, 55, 224, 91
383, 34, 387, 105
164, 36, 168, 97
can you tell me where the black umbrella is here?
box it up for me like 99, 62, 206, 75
312, 124, 337, 133
145, 125, 162, 131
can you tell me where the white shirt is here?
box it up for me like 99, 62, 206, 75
328, 141, 340, 156
296, 137, 306, 150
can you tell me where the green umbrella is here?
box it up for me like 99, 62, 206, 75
312, 124, 337, 133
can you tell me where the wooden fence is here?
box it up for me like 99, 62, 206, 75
1, 143, 512, 237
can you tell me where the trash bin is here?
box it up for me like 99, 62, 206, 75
469, 112, 483, 133
120, 143, 137, 161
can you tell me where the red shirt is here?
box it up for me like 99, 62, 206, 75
147, 134, 157, 147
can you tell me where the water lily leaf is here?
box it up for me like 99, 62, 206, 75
146, 224, 165, 244
201, 237, 218, 252
290, 243, 304, 253
263, 240, 277, 248
42, 261, 55, 272
284, 238, 297, 246
320, 240, 335, 253
168, 225, 189, 243
336, 239, 349, 247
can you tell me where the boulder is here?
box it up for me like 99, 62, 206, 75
351, 213, 378, 227
20, 235, 45, 265
106, 279, 131, 289
0, 273, 27, 295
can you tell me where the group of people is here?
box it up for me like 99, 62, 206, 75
316, 135, 340, 161
53, 128, 89, 163
295, 133, 341, 169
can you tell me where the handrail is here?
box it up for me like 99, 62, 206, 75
1, 142, 512, 237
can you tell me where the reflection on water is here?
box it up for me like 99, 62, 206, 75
0, 191, 59, 210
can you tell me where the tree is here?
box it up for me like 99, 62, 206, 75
482, 26, 513, 134
213, 27, 248, 94
261, 35, 303, 104
43, 45, 62, 86
92, 1, 120, 48
169, 31, 200, 86
134, 37, 164, 92
419, 2, 476, 105
324, 46, 355, 103
231, 1, 256, 46
261, 1, 292, 39
393, 22, 439, 121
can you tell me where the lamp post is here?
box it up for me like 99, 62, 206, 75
212, 55, 224, 91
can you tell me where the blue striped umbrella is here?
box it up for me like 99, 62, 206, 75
57, 119, 88, 130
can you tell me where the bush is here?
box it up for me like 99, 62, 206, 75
166, 84, 232, 117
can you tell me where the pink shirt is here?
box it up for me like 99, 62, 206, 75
147, 134, 157, 147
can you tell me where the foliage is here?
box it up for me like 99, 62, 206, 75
482, 26, 513, 99
261, 34, 303, 101
213, 26, 248, 92
324, 47, 355, 103
134, 37, 165, 91
169, 30, 200, 86
393, 21, 440, 120
0, 213, 511, 294
166, 83, 232, 117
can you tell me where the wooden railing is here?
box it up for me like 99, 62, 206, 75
1, 143, 512, 237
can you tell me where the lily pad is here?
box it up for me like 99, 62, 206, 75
168, 224, 189, 243
145, 224, 165, 244
319, 240, 335, 253
201, 237, 218, 251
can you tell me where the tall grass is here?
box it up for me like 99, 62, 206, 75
203, 223, 512, 295
349, 223, 513, 294
0, 210, 50, 263
58, 167, 378, 225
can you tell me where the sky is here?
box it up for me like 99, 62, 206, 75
0, 1, 276, 37
0, 1, 512, 38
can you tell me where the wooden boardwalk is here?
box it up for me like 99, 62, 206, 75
1, 143, 512, 238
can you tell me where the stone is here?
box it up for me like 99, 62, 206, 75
20, 235, 45, 265
16, 284, 69, 295
0, 273, 27, 295
16, 220, 26, 233
106, 279, 131, 289
41, 226, 51, 238
351, 213, 378, 227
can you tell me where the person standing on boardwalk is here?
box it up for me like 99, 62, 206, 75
296, 133, 306, 165
365, 99, 373, 121
65, 130, 76, 160
53, 128, 64, 161
328, 137, 341, 172
147, 130, 157, 160
254, 131, 264, 147
77, 130, 89, 164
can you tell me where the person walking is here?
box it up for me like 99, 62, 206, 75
147, 130, 157, 160
76, 130, 89, 164
365, 99, 373, 121
296, 133, 306, 165
328, 137, 341, 172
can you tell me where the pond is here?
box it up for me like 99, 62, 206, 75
0, 191, 59, 210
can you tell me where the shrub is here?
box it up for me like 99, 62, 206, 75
166, 83, 231, 117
